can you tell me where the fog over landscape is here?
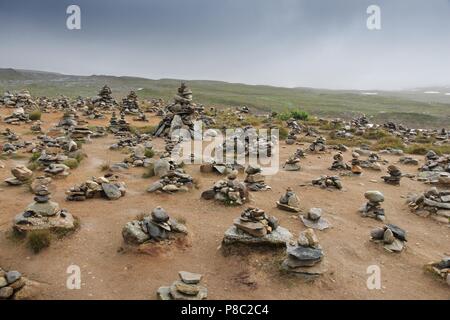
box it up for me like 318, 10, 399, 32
0, 0, 450, 90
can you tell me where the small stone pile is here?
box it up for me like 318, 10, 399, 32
329, 153, 350, 170
122, 207, 187, 245
407, 187, 450, 223
399, 156, 419, 165
4, 165, 33, 185
300, 208, 331, 230
309, 136, 326, 152
0, 90, 37, 109
121, 91, 140, 114
370, 224, 407, 252
157, 271, 207, 300
57, 110, 78, 130
199, 160, 240, 175
201, 174, 248, 205
223, 207, 292, 246
281, 228, 326, 278
91, 85, 118, 110
66, 174, 126, 201
123, 143, 154, 167
359, 191, 385, 221
312, 175, 342, 190
283, 155, 301, 171
3, 107, 30, 124
147, 165, 194, 194
244, 165, 270, 191
419, 151, 450, 172
69, 125, 93, 142
0, 268, 41, 300
13, 186, 75, 234
351, 152, 363, 174
425, 257, 450, 287
382, 165, 402, 185
276, 187, 301, 212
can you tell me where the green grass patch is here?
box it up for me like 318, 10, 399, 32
63, 158, 80, 169
404, 143, 450, 155
26, 230, 51, 253
372, 136, 405, 150
29, 110, 42, 121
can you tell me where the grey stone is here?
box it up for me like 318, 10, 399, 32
154, 159, 171, 177
178, 271, 202, 284
223, 225, 292, 246
122, 220, 149, 244
364, 191, 384, 203
6, 271, 21, 284
102, 183, 122, 200
0, 286, 14, 299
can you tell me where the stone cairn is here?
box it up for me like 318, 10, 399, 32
407, 187, 450, 224
223, 207, 292, 246
91, 85, 118, 110
122, 207, 187, 245
157, 271, 207, 300
57, 109, 78, 130
37, 151, 70, 178
300, 208, 331, 231
358, 152, 382, 171
4, 165, 33, 186
13, 186, 75, 234
69, 125, 93, 143
382, 165, 402, 185
147, 158, 194, 194
154, 82, 196, 138
359, 191, 385, 221
3, 107, 30, 124
283, 154, 301, 171
370, 224, 407, 253
121, 91, 140, 114
0, 268, 41, 300
244, 165, 270, 191
276, 187, 301, 212
66, 174, 126, 201
201, 173, 248, 205
312, 175, 342, 190
425, 257, 450, 287
309, 136, 326, 152
123, 142, 154, 167
108, 112, 130, 135
281, 228, 326, 278
351, 152, 363, 174
329, 152, 350, 171
199, 159, 241, 175
0, 90, 36, 110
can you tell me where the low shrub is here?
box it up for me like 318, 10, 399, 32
29, 110, 42, 121
26, 230, 51, 253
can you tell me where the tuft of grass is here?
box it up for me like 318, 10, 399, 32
29, 110, 42, 121
27, 161, 40, 171
327, 137, 370, 147
362, 129, 389, 140
278, 109, 309, 121
29, 152, 41, 162
100, 161, 111, 171
404, 143, 450, 156
63, 158, 79, 169
26, 230, 51, 253
372, 136, 404, 151
144, 148, 155, 158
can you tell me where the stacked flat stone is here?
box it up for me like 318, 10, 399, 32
359, 191, 385, 221
370, 224, 407, 252
4, 165, 33, 186
66, 174, 126, 201
329, 153, 350, 170
309, 136, 326, 152
276, 187, 301, 212
407, 187, 450, 224
382, 165, 402, 185
244, 165, 270, 191
122, 207, 188, 245
200, 173, 248, 205
157, 271, 207, 300
312, 175, 342, 190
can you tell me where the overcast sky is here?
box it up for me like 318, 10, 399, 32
0, 0, 449, 90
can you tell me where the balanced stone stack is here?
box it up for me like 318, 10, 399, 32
66, 174, 126, 201
154, 82, 196, 138
69, 125, 93, 143
359, 152, 383, 171
201, 173, 248, 205
300, 208, 331, 230
57, 110, 78, 130
121, 91, 140, 114
157, 271, 207, 300
382, 165, 402, 185
122, 207, 187, 245
276, 187, 301, 212
312, 175, 342, 190
351, 152, 363, 174
0, 90, 36, 110
359, 191, 385, 221
0, 268, 41, 300
309, 136, 326, 152
370, 224, 407, 252
223, 207, 292, 246
44, 163, 70, 178
244, 165, 270, 191
13, 186, 75, 234
407, 187, 450, 223
91, 85, 118, 110
329, 153, 350, 170
281, 228, 326, 278
4, 165, 33, 186
147, 168, 194, 194
3, 107, 30, 124
285, 131, 297, 145
283, 155, 301, 171
425, 257, 450, 287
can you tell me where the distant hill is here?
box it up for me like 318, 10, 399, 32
1, 68, 450, 128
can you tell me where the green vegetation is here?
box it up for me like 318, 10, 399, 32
404, 143, 450, 155
144, 148, 155, 158
63, 158, 80, 169
26, 230, 51, 253
142, 163, 155, 178
29, 110, 42, 120
372, 136, 405, 150
278, 109, 309, 121
100, 161, 111, 172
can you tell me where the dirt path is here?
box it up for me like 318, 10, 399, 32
0, 110, 449, 299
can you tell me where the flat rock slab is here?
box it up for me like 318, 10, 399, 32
276, 202, 300, 213
281, 259, 327, 279
178, 271, 202, 284
223, 226, 292, 246
300, 216, 331, 231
